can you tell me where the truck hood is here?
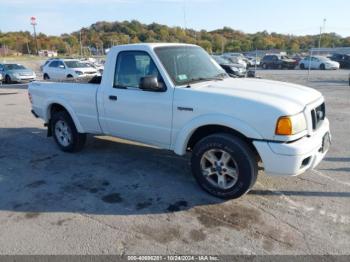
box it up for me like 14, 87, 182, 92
191, 77, 322, 114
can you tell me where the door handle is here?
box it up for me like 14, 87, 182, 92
109, 95, 118, 101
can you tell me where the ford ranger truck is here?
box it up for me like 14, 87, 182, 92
28, 43, 331, 199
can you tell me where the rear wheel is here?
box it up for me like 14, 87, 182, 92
51, 111, 86, 152
43, 74, 50, 80
191, 133, 258, 199
300, 63, 305, 70
262, 63, 267, 69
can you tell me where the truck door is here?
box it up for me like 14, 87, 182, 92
100, 51, 173, 148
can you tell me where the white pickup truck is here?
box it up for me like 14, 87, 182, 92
29, 43, 331, 199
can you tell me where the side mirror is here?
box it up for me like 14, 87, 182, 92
59, 65, 65, 69
139, 76, 164, 92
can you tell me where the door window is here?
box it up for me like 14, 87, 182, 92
114, 51, 161, 89
49, 61, 59, 68
57, 61, 65, 69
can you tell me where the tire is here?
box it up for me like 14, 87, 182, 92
4, 75, 11, 84
300, 63, 305, 70
67, 75, 73, 79
43, 73, 50, 80
51, 111, 86, 152
191, 133, 258, 199
262, 63, 267, 69
320, 64, 326, 70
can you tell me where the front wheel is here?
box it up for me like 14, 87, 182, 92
191, 133, 258, 199
320, 64, 326, 70
43, 73, 50, 80
4, 75, 11, 84
51, 111, 86, 152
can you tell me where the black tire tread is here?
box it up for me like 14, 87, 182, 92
191, 133, 258, 199
51, 111, 86, 153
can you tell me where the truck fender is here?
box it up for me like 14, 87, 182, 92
44, 98, 85, 133
172, 114, 263, 155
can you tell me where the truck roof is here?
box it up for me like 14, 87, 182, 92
110, 43, 197, 51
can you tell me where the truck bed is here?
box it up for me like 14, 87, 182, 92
29, 81, 102, 134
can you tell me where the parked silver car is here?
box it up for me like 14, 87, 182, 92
0, 63, 36, 84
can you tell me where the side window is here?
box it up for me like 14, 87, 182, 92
114, 51, 161, 89
57, 61, 65, 68
49, 61, 59, 68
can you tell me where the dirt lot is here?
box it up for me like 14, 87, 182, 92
0, 67, 349, 255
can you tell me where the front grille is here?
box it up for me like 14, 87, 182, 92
311, 102, 326, 130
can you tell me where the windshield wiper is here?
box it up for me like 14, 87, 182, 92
186, 75, 225, 85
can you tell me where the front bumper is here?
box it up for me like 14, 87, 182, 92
253, 118, 330, 176
325, 64, 339, 70
12, 75, 36, 82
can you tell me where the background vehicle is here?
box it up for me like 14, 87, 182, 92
42, 59, 99, 81
81, 60, 104, 74
261, 55, 297, 69
0, 63, 36, 84
222, 54, 247, 68
246, 56, 260, 67
329, 53, 350, 69
0, 73, 3, 84
299, 56, 340, 70
212, 55, 246, 77
29, 43, 330, 199
40, 58, 55, 71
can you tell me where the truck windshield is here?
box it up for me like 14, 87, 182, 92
155, 46, 227, 85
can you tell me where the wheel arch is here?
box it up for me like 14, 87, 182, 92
46, 101, 84, 133
173, 114, 262, 158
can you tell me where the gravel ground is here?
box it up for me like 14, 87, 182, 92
0, 65, 349, 255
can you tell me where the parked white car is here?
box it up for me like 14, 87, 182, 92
43, 59, 100, 81
29, 43, 330, 199
299, 56, 340, 70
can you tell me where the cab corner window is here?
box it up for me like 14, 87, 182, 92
114, 51, 161, 89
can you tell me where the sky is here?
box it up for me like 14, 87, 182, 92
0, 0, 350, 37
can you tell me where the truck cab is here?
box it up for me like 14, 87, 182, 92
29, 43, 331, 199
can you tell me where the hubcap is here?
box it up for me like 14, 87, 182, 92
200, 149, 239, 190
54, 120, 72, 147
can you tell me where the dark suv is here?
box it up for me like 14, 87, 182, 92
261, 55, 297, 69
330, 54, 350, 69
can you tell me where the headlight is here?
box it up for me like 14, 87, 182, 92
13, 73, 20, 78
75, 71, 83, 75
275, 113, 306, 136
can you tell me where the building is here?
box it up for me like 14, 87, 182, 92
38, 50, 58, 57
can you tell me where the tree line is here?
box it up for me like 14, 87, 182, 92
1, 20, 350, 55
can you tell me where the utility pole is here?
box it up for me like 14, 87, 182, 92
30, 17, 39, 55
80, 29, 83, 57
318, 18, 327, 51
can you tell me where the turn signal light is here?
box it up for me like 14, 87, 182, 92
275, 117, 292, 135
